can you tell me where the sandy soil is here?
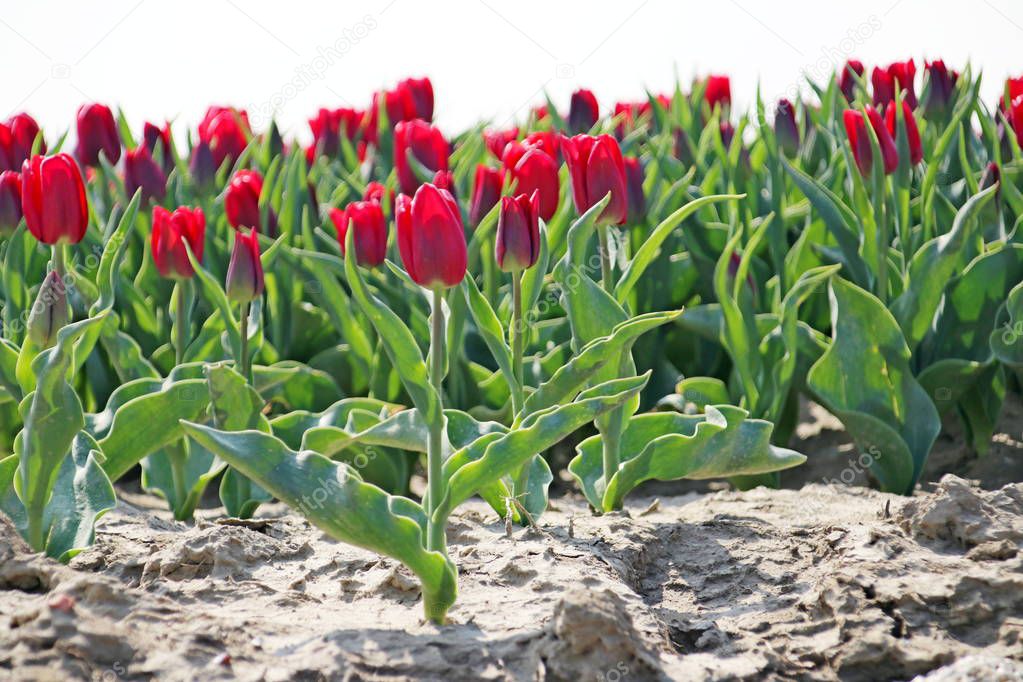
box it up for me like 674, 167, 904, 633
1, 471, 1021, 682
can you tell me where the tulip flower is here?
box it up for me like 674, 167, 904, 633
394, 119, 449, 195
568, 88, 599, 134
1010, 96, 1023, 147
562, 134, 628, 225
469, 165, 504, 227
432, 170, 457, 202
0, 171, 22, 234
225, 169, 275, 234
871, 68, 895, 107
151, 206, 205, 279
365, 86, 417, 143
921, 60, 958, 122
399, 77, 435, 121
364, 181, 392, 209
27, 270, 69, 350
774, 99, 800, 158
307, 107, 363, 162
843, 107, 898, 177
623, 157, 646, 223
198, 106, 250, 170
496, 191, 540, 273
75, 103, 121, 167
143, 121, 174, 172
719, 121, 736, 149
612, 101, 640, 138
124, 145, 167, 203
189, 140, 216, 189
887, 59, 917, 109
226, 228, 264, 304
330, 201, 387, 267
673, 128, 695, 167
502, 142, 560, 222
839, 60, 865, 102
21, 153, 89, 245
0, 113, 44, 171
704, 75, 731, 112
396, 183, 466, 289
484, 128, 519, 158
885, 100, 922, 166
522, 131, 562, 162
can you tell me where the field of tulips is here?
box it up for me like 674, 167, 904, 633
2, 57, 1023, 680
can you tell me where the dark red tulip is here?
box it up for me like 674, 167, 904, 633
198, 106, 250, 170
673, 128, 695, 167
613, 101, 640, 138
330, 201, 387, 267
503, 142, 560, 223
225, 170, 273, 233
885, 100, 922, 166
921, 60, 958, 121
568, 88, 599, 134
189, 140, 217, 189
0, 171, 22, 234
719, 121, 736, 148
75, 103, 121, 167
226, 228, 264, 303
839, 60, 865, 102
484, 128, 518, 158
496, 191, 540, 272
365, 87, 417, 143
124, 145, 167, 203
1, 113, 44, 171
871, 67, 894, 107
561, 134, 628, 225
704, 75, 731, 112
1011, 96, 1023, 147
1008, 77, 1023, 104
143, 121, 174, 172
981, 162, 1001, 205
394, 119, 449, 195
887, 59, 917, 109
623, 157, 645, 223
307, 107, 363, 162
398, 77, 435, 121
469, 164, 504, 227
396, 183, 466, 289
21, 153, 89, 245
151, 205, 205, 279
522, 131, 561, 162
364, 181, 392, 209
844, 107, 898, 177
774, 99, 800, 158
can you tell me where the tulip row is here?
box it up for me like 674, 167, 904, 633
0, 58, 1021, 621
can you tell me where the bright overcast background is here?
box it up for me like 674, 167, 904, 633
1, 0, 1019, 143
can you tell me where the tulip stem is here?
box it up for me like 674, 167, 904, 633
51, 243, 67, 282
173, 282, 187, 366
510, 274, 525, 416
426, 288, 446, 553
597, 225, 613, 293
239, 301, 252, 383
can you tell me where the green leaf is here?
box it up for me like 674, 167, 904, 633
461, 275, 516, 398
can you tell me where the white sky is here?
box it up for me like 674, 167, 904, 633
1, 0, 1020, 144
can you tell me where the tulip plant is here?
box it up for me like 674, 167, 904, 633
1, 60, 1021, 621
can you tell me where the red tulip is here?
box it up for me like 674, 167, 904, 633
75, 103, 121, 167
225, 169, 275, 234
484, 128, 518, 158
839, 60, 865, 102
562, 134, 628, 225
623, 157, 645, 223
503, 142, 560, 222
330, 201, 387, 267
844, 107, 898, 177
921, 60, 958, 121
365, 87, 417, 143
1008, 77, 1023, 104
1011, 96, 1023, 147
432, 170, 457, 202
568, 88, 599, 134
21, 153, 88, 245
774, 99, 800, 158
143, 121, 174, 172
364, 181, 392, 209
189, 140, 216, 189
151, 205, 205, 279
198, 106, 250, 170
226, 228, 264, 303
0, 171, 22, 234
522, 131, 561, 162
496, 191, 540, 272
871, 67, 894, 106
124, 145, 167, 203
885, 100, 922, 166
307, 107, 363, 162
704, 75, 731, 111
396, 183, 466, 288
0, 113, 44, 171
398, 77, 435, 121
887, 59, 917, 109
613, 101, 640, 138
394, 119, 449, 195
469, 164, 504, 227
719, 121, 736, 148
673, 128, 695, 167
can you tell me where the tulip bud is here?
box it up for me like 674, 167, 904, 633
432, 170, 457, 203
143, 121, 174, 173
2, 113, 44, 170
469, 165, 504, 227
226, 228, 264, 304
308, 107, 362, 162
0, 171, 22, 234
27, 270, 69, 349
484, 128, 518, 158
921, 60, 958, 122
496, 191, 540, 272
885, 100, 922, 167
394, 119, 449, 195
623, 157, 645, 223
719, 121, 736, 149
980, 162, 1001, 195
198, 106, 250, 170
189, 140, 216, 189
398, 77, 435, 121
887, 59, 918, 109
523, 131, 562, 163
673, 128, 695, 167
364, 181, 393, 210
839, 60, 865, 102
503, 142, 560, 222
396, 183, 466, 289
225, 170, 276, 235
365, 86, 417, 144
568, 89, 599, 134
843, 107, 898, 177
124, 145, 167, 203
1010, 96, 1023, 147
561, 134, 628, 225
75, 103, 121, 167
774, 99, 801, 158
21, 154, 89, 245
612, 102, 639, 139
330, 201, 387, 267
151, 205, 205, 279
704, 75, 731, 112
